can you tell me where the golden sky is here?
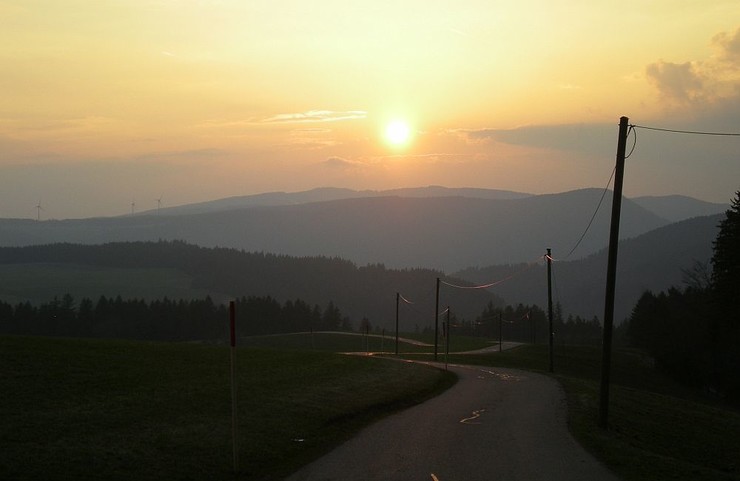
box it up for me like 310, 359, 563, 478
1, 0, 739, 218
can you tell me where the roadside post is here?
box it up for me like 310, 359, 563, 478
229, 301, 239, 474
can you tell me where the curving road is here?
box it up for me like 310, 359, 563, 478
285, 363, 620, 481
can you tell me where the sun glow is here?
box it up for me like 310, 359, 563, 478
384, 120, 412, 147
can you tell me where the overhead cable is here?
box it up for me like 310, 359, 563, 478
441, 257, 542, 290
632, 124, 740, 137
558, 166, 616, 261
399, 293, 414, 304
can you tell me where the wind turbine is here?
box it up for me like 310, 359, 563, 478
35, 202, 44, 221
156, 196, 162, 215
131, 199, 136, 216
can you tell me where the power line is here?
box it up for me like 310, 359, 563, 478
559, 166, 616, 261
440, 258, 542, 290
399, 293, 414, 304
625, 125, 637, 159
632, 124, 740, 137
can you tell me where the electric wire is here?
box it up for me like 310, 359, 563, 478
399, 293, 414, 304
625, 125, 637, 159
631, 124, 740, 137
439, 257, 543, 290
558, 166, 616, 261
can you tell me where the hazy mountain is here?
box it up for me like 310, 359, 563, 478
0, 189, 667, 272
143, 186, 532, 216
453, 213, 723, 323
632, 195, 728, 222
145, 187, 725, 225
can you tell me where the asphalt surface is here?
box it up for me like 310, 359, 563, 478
284, 363, 620, 481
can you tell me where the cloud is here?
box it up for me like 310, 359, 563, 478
712, 27, 740, 65
322, 156, 361, 169
261, 110, 367, 124
645, 27, 740, 115
458, 123, 615, 156
645, 61, 703, 103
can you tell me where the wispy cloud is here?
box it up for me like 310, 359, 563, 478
456, 123, 615, 157
322, 156, 361, 169
261, 110, 367, 124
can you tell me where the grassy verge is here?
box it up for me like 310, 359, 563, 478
0, 335, 455, 480
434, 344, 740, 481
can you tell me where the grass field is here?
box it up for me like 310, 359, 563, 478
438, 344, 740, 481
4, 333, 739, 481
0, 335, 455, 480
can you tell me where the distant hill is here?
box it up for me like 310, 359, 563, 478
632, 195, 727, 222
143, 186, 533, 216
144, 187, 726, 224
453, 213, 723, 323
0, 241, 502, 331
0, 189, 668, 272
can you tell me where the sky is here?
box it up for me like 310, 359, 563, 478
1, 0, 739, 219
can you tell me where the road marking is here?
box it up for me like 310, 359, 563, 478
480, 369, 524, 381
460, 408, 486, 424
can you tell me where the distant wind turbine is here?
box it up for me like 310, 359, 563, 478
156, 196, 162, 214
131, 200, 136, 215
35, 202, 44, 221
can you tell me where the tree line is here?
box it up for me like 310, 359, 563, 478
0, 294, 351, 342
2, 289, 604, 348
0, 240, 500, 330
624, 191, 740, 400
465, 301, 603, 345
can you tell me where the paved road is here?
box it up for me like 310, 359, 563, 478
285, 363, 620, 481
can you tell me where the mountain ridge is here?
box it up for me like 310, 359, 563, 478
0, 188, 677, 272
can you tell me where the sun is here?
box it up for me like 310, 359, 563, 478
384, 120, 412, 147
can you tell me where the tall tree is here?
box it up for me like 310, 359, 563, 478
710, 190, 740, 398
711, 191, 740, 313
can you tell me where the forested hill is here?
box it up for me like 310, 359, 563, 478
453, 213, 723, 323
0, 241, 502, 331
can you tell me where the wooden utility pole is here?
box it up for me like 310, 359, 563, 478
434, 277, 440, 361
445, 307, 450, 369
395, 292, 400, 355
547, 248, 554, 373
599, 116, 630, 429
229, 301, 239, 474
499, 312, 503, 352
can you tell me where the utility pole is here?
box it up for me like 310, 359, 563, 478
395, 292, 400, 356
547, 248, 554, 373
445, 307, 450, 369
599, 116, 630, 429
229, 301, 239, 474
499, 312, 503, 352
434, 277, 440, 361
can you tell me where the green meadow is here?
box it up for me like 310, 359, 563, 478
0, 335, 454, 480
3, 334, 739, 481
